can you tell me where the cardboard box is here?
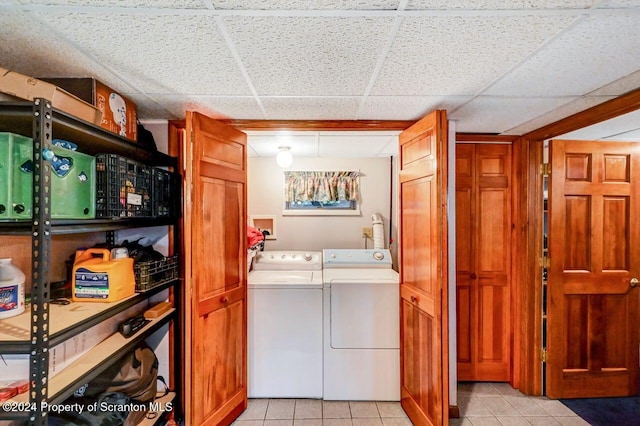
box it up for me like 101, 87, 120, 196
0, 67, 102, 125
43, 78, 137, 142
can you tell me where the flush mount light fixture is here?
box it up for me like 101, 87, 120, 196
276, 146, 293, 168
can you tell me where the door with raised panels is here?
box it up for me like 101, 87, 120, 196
399, 110, 449, 425
456, 143, 512, 382
547, 139, 640, 398
181, 112, 248, 424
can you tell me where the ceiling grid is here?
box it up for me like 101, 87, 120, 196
0, 0, 639, 144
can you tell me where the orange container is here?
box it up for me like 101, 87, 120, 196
72, 248, 135, 302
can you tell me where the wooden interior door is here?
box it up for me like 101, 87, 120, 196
547, 139, 640, 399
456, 143, 512, 381
182, 112, 248, 424
399, 110, 449, 425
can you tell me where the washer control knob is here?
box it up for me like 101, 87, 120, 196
331, 253, 336, 258
304, 253, 313, 261
270, 254, 274, 259
281, 254, 286, 259
373, 251, 385, 261
292, 254, 297, 258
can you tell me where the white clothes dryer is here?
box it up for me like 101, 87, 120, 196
322, 249, 400, 401
248, 251, 323, 398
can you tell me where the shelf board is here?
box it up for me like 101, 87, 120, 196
0, 217, 178, 235
0, 280, 177, 353
0, 101, 177, 168
10, 309, 175, 406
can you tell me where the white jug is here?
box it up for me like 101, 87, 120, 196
0, 258, 26, 319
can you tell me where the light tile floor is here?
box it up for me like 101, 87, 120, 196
234, 383, 589, 425
453, 382, 589, 426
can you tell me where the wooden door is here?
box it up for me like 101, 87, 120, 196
547, 139, 640, 398
182, 112, 248, 424
456, 143, 512, 381
399, 110, 449, 425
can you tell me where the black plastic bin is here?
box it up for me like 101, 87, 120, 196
96, 154, 152, 217
152, 167, 181, 218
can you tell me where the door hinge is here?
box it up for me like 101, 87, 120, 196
540, 256, 550, 268
540, 163, 551, 176
540, 348, 548, 363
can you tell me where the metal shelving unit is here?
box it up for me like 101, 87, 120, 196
0, 99, 181, 425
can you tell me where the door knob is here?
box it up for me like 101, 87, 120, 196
631, 278, 639, 288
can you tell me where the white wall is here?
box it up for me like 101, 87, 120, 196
248, 157, 394, 255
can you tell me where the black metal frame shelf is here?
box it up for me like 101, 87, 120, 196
0, 279, 178, 354
47, 309, 176, 407
0, 217, 179, 235
0, 310, 176, 421
0, 101, 177, 167
0, 98, 181, 425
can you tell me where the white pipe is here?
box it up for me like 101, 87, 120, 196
372, 212, 385, 249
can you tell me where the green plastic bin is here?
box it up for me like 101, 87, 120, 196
0, 132, 96, 220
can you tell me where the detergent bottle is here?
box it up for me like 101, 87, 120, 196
72, 248, 135, 302
0, 258, 26, 319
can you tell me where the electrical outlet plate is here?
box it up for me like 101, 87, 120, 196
362, 226, 373, 238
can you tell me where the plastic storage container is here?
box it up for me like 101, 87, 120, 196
134, 255, 179, 292
152, 168, 180, 218
72, 248, 135, 302
0, 258, 26, 319
0, 132, 96, 220
96, 154, 152, 218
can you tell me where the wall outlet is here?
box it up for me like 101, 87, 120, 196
362, 226, 373, 238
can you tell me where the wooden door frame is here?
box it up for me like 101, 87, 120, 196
168, 119, 188, 420
514, 87, 640, 396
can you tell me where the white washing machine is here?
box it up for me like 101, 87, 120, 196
248, 250, 323, 398
323, 249, 400, 401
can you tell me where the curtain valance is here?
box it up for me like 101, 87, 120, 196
284, 171, 360, 202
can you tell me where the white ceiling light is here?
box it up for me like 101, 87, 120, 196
276, 146, 293, 168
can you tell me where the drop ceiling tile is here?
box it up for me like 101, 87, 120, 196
450, 96, 579, 133
602, 128, 640, 141
0, 11, 132, 88
15, 0, 209, 7
598, 0, 640, 7
377, 135, 399, 156
248, 132, 318, 157
212, 0, 400, 10
223, 16, 394, 96
406, 0, 596, 9
588, 69, 640, 96
371, 14, 577, 96
553, 109, 640, 140
139, 95, 264, 120
122, 93, 181, 119
503, 95, 616, 134
358, 96, 471, 120
31, 12, 252, 96
260, 97, 361, 119
485, 15, 640, 97
319, 133, 395, 157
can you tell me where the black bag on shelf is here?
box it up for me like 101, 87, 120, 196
49, 344, 161, 426
136, 120, 157, 151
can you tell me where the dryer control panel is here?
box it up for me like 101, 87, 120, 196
322, 249, 392, 268
253, 251, 322, 270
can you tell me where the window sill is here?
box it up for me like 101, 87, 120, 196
282, 209, 361, 217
